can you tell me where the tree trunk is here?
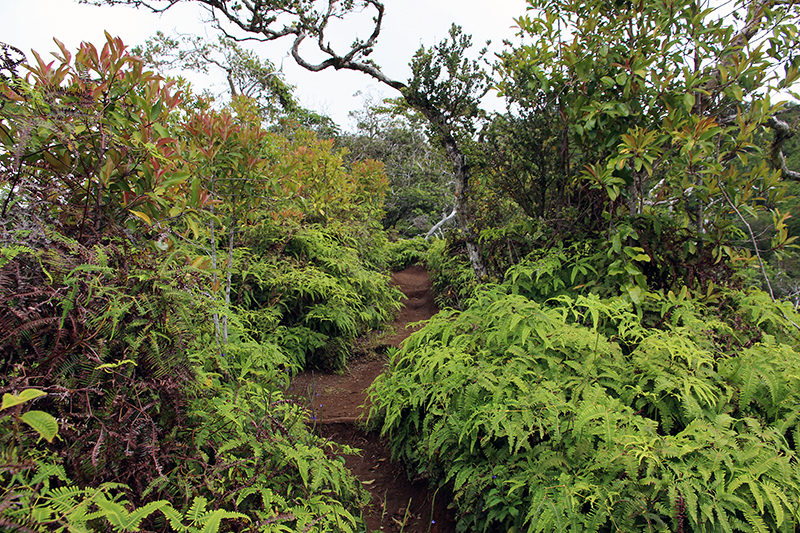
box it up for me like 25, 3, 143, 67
425, 207, 457, 240
448, 145, 488, 280
209, 176, 222, 347
405, 90, 488, 280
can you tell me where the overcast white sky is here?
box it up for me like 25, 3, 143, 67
1, 0, 528, 129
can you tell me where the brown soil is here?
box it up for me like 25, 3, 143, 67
287, 265, 456, 533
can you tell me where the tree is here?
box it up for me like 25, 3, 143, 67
492, 0, 800, 299
132, 31, 341, 136
88, 0, 800, 286
0, 34, 201, 242
176, 94, 390, 348
483, 95, 573, 223
338, 93, 453, 235
180, 97, 280, 345
90, 0, 492, 278
134, 32, 298, 120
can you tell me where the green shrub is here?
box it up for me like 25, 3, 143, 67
0, 235, 369, 532
237, 223, 402, 370
369, 266, 800, 533
424, 238, 478, 309
385, 236, 431, 270
0, 236, 201, 492
176, 346, 368, 532
0, 35, 385, 532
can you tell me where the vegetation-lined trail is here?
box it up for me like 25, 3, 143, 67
5, 0, 800, 528
288, 265, 454, 533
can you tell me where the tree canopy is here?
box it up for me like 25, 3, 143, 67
83, 0, 800, 284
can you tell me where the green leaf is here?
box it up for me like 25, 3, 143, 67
125, 501, 171, 531
626, 285, 644, 304
159, 505, 189, 531
129, 210, 152, 225
2, 389, 46, 410
21, 410, 59, 443
186, 496, 208, 523
153, 123, 170, 138
573, 403, 608, 435
201, 511, 224, 533
94, 495, 130, 530
97, 359, 137, 372
730, 84, 743, 101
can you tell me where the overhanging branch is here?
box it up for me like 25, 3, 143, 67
289, 32, 405, 90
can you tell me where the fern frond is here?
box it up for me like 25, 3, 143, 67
742, 506, 770, 533
0, 516, 39, 533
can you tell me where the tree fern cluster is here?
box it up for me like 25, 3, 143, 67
369, 255, 800, 532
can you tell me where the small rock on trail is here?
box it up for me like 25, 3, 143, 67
287, 265, 456, 533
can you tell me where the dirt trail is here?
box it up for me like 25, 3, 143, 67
288, 265, 455, 533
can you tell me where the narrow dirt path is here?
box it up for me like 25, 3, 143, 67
287, 265, 455, 533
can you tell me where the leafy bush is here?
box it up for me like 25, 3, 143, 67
504, 243, 602, 301
369, 262, 800, 532
237, 222, 402, 371
424, 238, 478, 309
1, 36, 393, 533
175, 344, 368, 532
1, 385, 364, 533
0, 231, 370, 532
1, 453, 248, 533
0, 235, 200, 492
0, 35, 199, 238
385, 236, 431, 270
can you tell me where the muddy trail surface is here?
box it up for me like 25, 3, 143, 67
288, 265, 455, 533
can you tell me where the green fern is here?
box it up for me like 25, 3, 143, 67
161, 496, 248, 533
0, 245, 33, 268
369, 270, 800, 532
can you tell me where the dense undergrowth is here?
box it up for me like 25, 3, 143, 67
4, 3, 800, 529
0, 227, 375, 532
238, 220, 401, 371
369, 248, 800, 533
0, 35, 399, 533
